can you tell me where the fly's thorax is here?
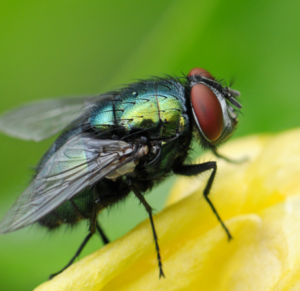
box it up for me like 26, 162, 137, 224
188, 68, 241, 148
132, 131, 192, 182
89, 79, 190, 140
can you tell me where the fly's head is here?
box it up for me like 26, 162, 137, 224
187, 67, 242, 149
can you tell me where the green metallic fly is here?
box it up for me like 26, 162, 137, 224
0, 68, 241, 278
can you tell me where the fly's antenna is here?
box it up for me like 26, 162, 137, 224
226, 88, 242, 109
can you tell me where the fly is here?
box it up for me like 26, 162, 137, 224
0, 67, 242, 278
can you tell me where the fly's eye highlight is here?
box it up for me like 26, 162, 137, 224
188, 67, 214, 80
191, 84, 223, 141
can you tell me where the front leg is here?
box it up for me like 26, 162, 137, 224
173, 162, 232, 240
212, 148, 247, 164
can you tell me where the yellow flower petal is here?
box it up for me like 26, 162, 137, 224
35, 128, 300, 291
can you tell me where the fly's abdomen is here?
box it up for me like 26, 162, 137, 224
38, 188, 96, 228
90, 79, 188, 139
38, 178, 129, 229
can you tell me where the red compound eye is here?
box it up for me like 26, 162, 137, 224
191, 84, 223, 141
188, 67, 214, 80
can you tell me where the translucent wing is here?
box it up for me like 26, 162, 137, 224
0, 96, 96, 141
0, 133, 147, 233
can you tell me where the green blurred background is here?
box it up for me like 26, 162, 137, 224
0, 0, 299, 290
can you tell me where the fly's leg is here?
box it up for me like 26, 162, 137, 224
128, 179, 165, 278
173, 161, 232, 240
96, 222, 109, 245
49, 231, 94, 279
49, 210, 99, 280
71, 196, 109, 245
212, 148, 247, 164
